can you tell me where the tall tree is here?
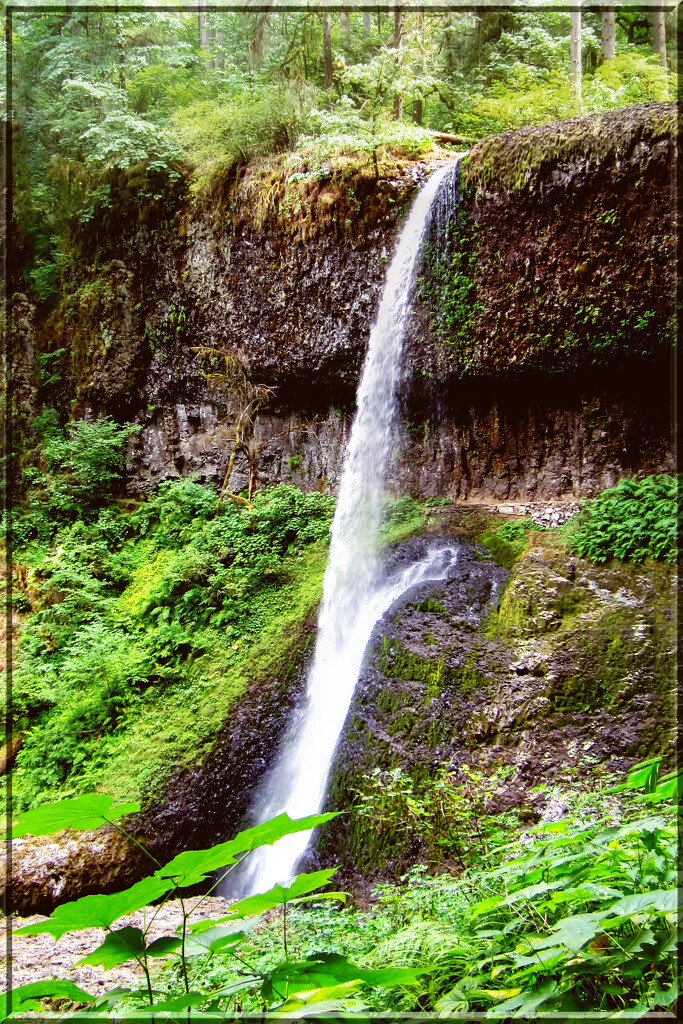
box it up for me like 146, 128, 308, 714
570, 3, 582, 106
393, 7, 403, 120
340, 11, 350, 44
651, 7, 667, 67
363, 11, 371, 38
322, 11, 333, 90
198, 0, 210, 50
602, 6, 616, 60
248, 12, 270, 71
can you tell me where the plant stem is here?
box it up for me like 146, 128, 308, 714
179, 897, 191, 995
106, 817, 163, 868
141, 958, 155, 1008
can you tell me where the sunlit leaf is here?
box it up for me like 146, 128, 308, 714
606, 889, 679, 917
1, 980, 93, 1019
185, 926, 246, 957
4, 794, 141, 839
225, 868, 340, 919
156, 812, 338, 888
15, 876, 172, 939
263, 951, 423, 1003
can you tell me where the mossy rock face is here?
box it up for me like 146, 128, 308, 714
403, 101, 676, 385
321, 529, 676, 883
462, 102, 677, 196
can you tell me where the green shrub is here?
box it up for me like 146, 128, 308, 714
567, 474, 678, 564
196, 760, 680, 1018
173, 86, 310, 167
9, 480, 335, 808
14, 415, 141, 542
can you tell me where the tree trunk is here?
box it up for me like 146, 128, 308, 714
393, 7, 403, 121
570, 4, 582, 106
602, 6, 616, 60
412, 98, 423, 126
214, 27, 226, 70
114, 2, 126, 89
340, 11, 350, 44
248, 13, 269, 71
198, 1, 210, 50
651, 9, 667, 67
322, 11, 333, 89
363, 11, 371, 38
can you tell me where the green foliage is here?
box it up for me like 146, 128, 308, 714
298, 100, 432, 170
7, 801, 367, 1019
352, 764, 515, 871
173, 85, 310, 167
13, 5, 676, 307
566, 474, 678, 564
9, 479, 334, 810
445, 759, 680, 1016
15, 415, 140, 542
188, 762, 679, 1018
480, 517, 539, 567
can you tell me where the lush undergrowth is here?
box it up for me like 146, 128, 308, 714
6, 759, 678, 1018
565, 474, 679, 564
475, 473, 679, 569
6, 431, 334, 811
181, 760, 679, 1018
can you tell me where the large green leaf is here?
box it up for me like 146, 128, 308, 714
502, 879, 567, 905
263, 951, 423, 1003
224, 868, 340, 919
15, 875, 172, 939
185, 927, 246, 957
156, 812, 338, 888
486, 981, 558, 1017
146, 936, 182, 957
269, 979, 367, 1016
548, 911, 605, 954
4, 794, 141, 839
75, 927, 146, 969
1, 980, 93, 1020
605, 889, 680, 917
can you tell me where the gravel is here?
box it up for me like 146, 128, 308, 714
2, 896, 232, 999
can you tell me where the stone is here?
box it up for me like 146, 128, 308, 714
2, 825, 149, 917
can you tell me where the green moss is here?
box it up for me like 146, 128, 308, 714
419, 200, 482, 365
415, 597, 446, 615
103, 542, 327, 804
378, 637, 446, 696
462, 103, 676, 195
479, 524, 532, 569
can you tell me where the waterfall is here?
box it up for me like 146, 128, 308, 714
226, 160, 463, 897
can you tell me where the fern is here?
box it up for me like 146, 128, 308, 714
567, 474, 678, 564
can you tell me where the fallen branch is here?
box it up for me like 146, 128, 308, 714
424, 128, 472, 146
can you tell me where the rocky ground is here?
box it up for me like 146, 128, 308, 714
321, 514, 677, 878
2, 896, 231, 997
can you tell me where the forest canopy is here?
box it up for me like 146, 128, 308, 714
7, 2, 677, 302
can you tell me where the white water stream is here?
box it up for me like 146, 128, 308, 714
227, 161, 462, 896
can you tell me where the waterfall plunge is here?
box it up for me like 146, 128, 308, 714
227, 160, 462, 896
